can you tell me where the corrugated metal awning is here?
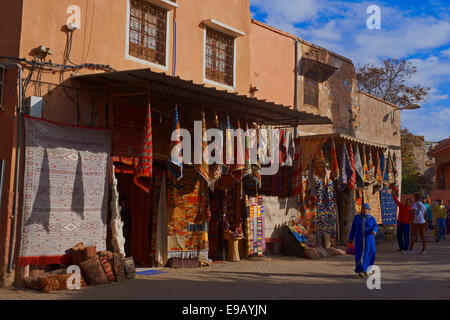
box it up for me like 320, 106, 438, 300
72, 68, 331, 126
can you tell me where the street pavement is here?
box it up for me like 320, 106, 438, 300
0, 238, 449, 300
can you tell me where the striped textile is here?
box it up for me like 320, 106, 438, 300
246, 204, 265, 256
354, 145, 364, 188
348, 144, 356, 190
209, 114, 222, 191
244, 122, 252, 177
279, 130, 287, 165
291, 138, 303, 196
133, 99, 153, 193
363, 147, 370, 183
330, 139, 339, 181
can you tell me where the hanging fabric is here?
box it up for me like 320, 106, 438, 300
168, 106, 183, 181
367, 150, 376, 183
292, 138, 303, 197
231, 120, 245, 182
194, 112, 211, 186
209, 114, 222, 191
285, 130, 295, 167
330, 139, 340, 181
279, 129, 287, 166
155, 172, 168, 267
251, 126, 262, 187
223, 115, 233, 175
244, 122, 252, 177
347, 144, 356, 190
373, 151, 383, 194
259, 126, 269, 165
313, 144, 327, 180
354, 145, 364, 188
133, 98, 153, 193
338, 143, 351, 191
363, 146, 370, 184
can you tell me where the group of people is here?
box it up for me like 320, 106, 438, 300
348, 188, 449, 277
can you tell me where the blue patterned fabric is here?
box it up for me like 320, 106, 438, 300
380, 187, 397, 225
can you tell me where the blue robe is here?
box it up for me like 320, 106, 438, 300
349, 213, 378, 273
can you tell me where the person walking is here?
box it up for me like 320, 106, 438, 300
349, 203, 378, 277
409, 193, 428, 255
433, 199, 447, 241
425, 199, 433, 231
390, 189, 413, 253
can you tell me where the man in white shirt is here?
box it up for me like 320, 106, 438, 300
408, 193, 428, 255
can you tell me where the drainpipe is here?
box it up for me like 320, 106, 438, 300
294, 39, 299, 138
172, 8, 177, 76
4, 63, 23, 274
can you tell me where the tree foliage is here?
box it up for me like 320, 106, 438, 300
356, 58, 430, 107
400, 128, 428, 194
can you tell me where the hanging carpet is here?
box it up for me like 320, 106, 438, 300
18, 116, 110, 266
380, 186, 397, 226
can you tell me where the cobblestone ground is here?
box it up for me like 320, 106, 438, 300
1, 239, 449, 300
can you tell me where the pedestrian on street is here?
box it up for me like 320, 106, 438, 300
390, 188, 413, 253
433, 199, 447, 242
425, 199, 433, 231
349, 203, 378, 277
447, 200, 450, 235
409, 193, 428, 255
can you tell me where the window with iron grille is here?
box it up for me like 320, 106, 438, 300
205, 27, 234, 87
304, 72, 319, 107
129, 0, 167, 66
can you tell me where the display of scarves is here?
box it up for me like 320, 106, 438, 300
373, 152, 383, 194
209, 114, 222, 191
354, 145, 364, 188
223, 115, 233, 175
259, 127, 270, 165
392, 153, 398, 180
292, 138, 303, 197
112, 103, 153, 193
167, 167, 209, 260
338, 144, 352, 191
330, 139, 339, 181
365, 188, 382, 224
285, 130, 295, 167
380, 186, 397, 225
194, 112, 210, 186
300, 208, 316, 236
169, 106, 183, 180
315, 180, 337, 238
348, 144, 356, 190
244, 122, 252, 177
246, 205, 265, 256
231, 120, 245, 182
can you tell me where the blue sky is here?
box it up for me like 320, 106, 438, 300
250, 0, 450, 142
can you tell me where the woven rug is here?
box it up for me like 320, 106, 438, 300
167, 167, 209, 259
315, 180, 337, 238
380, 187, 397, 225
289, 224, 314, 249
18, 116, 110, 266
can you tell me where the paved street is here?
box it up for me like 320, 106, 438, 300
1, 239, 449, 300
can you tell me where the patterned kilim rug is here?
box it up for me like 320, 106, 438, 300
380, 187, 397, 225
315, 180, 337, 239
167, 167, 209, 260
18, 116, 110, 266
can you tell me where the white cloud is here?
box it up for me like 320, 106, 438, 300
401, 106, 450, 141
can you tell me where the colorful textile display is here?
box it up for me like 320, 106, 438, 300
246, 205, 265, 256
365, 187, 382, 224
288, 224, 314, 249
367, 150, 376, 183
330, 139, 340, 181
167, 167, 209, 260
133, 100, 153, 193
373, 152, 383, 194
18, 116, 109, 266
251, 127, 262, 187
285, 130, 295, 167
363, 147, 370, 184
231, 120, 245, 182
338, 144, 352, 191
300, 208, 316, 236
380, 186, 397, 225
348, 144, 356, 190
315, 180, 337, 238
354, 145, 364, 188
112, 103, 153, 192
223, 115, 233, 174
194, 112, 210, 186
209, 114, 223, 190
292, 138, 303, 197
169, 106, 183, 180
